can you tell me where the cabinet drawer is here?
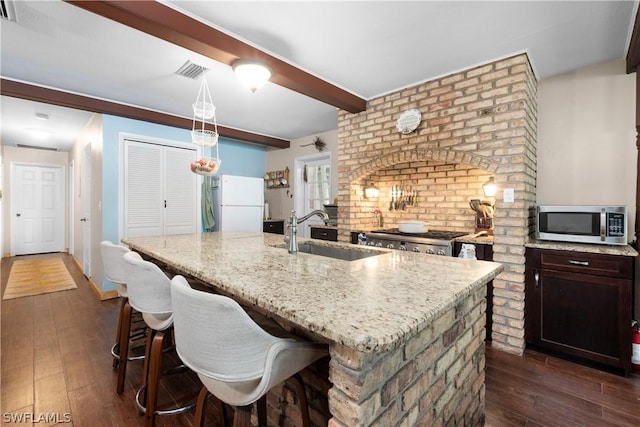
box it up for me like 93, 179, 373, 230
311, 227, 338, 241
263, 220, 284, 235
537, 250, 633, 279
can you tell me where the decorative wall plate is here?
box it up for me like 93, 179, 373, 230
396, 109, 422, 134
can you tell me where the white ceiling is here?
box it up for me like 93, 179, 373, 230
1, 0, 637, 152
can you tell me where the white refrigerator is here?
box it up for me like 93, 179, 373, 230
211, 175, 265, 232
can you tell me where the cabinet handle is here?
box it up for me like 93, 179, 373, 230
534, 270, 539, 288
569, 260, 589, 266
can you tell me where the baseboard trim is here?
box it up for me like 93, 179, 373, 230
88, 276, 118, 300
74, 257, 118, 301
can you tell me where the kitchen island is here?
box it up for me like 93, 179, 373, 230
123, 232, 503, 426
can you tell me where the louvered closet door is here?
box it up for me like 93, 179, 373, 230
163, 145, 197, 235
124, 140, 197, 238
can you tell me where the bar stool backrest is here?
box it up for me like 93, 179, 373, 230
100, 241, 130, 294
123, 251, 172, 316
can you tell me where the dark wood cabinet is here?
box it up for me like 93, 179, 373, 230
525, 247, 633, 374
454, 241, 494, 341
263, 220, 284, 235
310, 227, 338, 242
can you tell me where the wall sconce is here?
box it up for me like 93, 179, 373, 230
232, 59, 272, 93
364, 183, 379, 199
482, 177, 497, 198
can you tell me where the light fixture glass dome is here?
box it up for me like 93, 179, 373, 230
232, 59, 272, 93
482, 177, 497, 197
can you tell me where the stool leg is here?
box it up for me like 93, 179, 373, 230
194, 386, 209, 427
138, 328, 156, 412
144, 330, 165, 427
290, 373, 311, 427
116, 300, 133, 394
112, 297, 127, 368
257, 396, 267, 427
232, 405, 252, 427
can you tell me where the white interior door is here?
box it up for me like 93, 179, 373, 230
82, 144, 91, 277
124, 141, 163, 238
11, 163, 64, 255
68, 160, 75, 256
164, 146, 197, 235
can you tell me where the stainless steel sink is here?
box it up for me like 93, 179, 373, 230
279, 242, 385, 261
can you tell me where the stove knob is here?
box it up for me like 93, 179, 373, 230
399, 245, 407, 251
412, 247, 420, 252
386, 243, 395, 249
437, 250, 446, 256
427, 249, 435, 254
367, 241, 375, 246
376, 242, 383, 247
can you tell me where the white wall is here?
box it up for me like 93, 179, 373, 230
69, 114, 103, 285
537, 58, 636, 236
265, 129, 338, 220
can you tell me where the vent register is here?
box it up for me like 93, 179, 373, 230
0, 0, 16, 21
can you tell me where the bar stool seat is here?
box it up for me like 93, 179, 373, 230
170, 275, 329, 427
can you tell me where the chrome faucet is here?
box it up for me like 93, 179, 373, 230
285, 209, 329, 253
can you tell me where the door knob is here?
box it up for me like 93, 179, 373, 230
80, 217, 87, 222
16, 213, 21, 217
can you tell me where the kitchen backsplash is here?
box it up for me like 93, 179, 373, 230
362, 160, 493, 231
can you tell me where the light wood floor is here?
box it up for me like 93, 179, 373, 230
2, 253, 639, 427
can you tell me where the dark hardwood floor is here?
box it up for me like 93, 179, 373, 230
2, 253, 639, 427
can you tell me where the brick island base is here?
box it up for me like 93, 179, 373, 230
326, 284, 487, 426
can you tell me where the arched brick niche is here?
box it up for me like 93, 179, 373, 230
336, 54, 537, 355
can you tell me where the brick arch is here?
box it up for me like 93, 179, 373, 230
347, 147, 502, 183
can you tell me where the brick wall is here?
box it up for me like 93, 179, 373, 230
327, 282, 487, 426
337, 54, 537, 356
359, 161, 494, 231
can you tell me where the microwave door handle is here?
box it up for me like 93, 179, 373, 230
600, 210, 606, 241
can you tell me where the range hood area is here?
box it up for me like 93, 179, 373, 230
337, 53, 537, 356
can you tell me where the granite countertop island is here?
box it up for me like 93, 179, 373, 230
122, 232, 503, 426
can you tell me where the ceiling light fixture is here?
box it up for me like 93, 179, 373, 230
26, 128, 53, 139
232, 59, 272, 93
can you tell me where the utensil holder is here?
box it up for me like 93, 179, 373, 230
476, 216, 493, 230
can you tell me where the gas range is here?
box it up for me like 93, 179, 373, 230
365, 229, 468, 256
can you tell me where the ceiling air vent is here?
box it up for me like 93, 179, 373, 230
17, 144, 59, 152
175, 61, 207, 80
0, 0, 17, 22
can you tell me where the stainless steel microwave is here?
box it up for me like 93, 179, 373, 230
536, 205, 627, 245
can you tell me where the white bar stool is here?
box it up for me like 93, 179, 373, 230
170, 275, 329, 427
100, 241, 146, 394
123, 251, 196, 427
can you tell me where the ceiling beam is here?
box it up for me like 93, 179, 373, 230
65, 0, 367, 113
0, 79, 290, 149
627, 5, 640, 73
